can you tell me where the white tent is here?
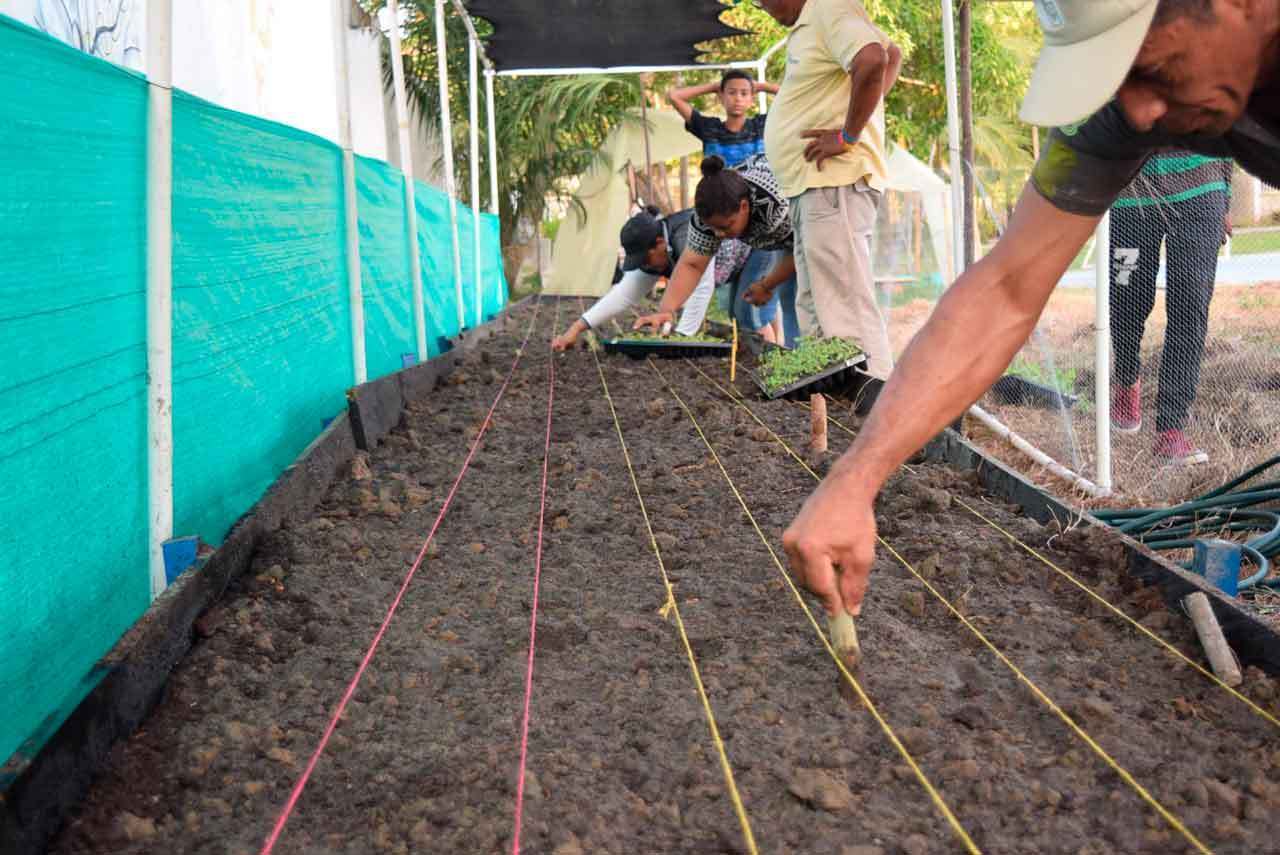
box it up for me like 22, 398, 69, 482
884, 144, 954, 284
544, 109, 701, 297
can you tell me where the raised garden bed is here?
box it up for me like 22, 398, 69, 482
43, 300, 1280, 855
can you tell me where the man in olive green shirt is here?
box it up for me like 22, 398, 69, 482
757, 0, 901, 379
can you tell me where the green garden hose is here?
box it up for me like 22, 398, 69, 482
1094, 454, 1280, 591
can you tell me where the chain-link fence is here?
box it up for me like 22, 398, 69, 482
874, 158, 1280, 508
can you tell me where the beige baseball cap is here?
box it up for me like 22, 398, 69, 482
1019, 0, 1159, 127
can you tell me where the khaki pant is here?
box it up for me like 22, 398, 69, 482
790, 182, 893, 380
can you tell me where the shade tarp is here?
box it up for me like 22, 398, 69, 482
466, 0, 744, 71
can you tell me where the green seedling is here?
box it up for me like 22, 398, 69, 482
611, 331, 727, 344
758, 337, 864, 392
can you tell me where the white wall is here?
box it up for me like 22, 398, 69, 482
2, 0, 389, 158
2, 0, 144, 69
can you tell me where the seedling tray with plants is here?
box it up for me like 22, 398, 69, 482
752, 337, 868, 400
602, 330, 732, 360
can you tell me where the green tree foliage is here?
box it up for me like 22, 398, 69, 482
701, 0, 1041, 228
365, 0, 1041, 252
362, 1, 641, 254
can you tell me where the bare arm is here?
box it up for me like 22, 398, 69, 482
836, 188, 1097, 490
843, 42, 888, 140
782, 186, 1100, 616
882, 42, 902, 95
632, 251, 714, 330
754, 81, 781, 96
666, 81, 719, 123
743, 254, 797, 306
802, 42, 890, 168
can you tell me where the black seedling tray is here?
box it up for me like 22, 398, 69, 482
753, 354, 869, 401
990, 375, 1079, 410
602, 338, 733, 360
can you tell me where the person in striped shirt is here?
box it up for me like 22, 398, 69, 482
1109, 149, 1233, 465
668, 71, 798, 346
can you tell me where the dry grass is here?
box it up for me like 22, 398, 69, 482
887, 282, 1280, 508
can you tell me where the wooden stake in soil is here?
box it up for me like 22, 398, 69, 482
730, 319, 738, 383
810, 393, 828, 454
828, 609, 861, 670
1184, 592, 1243, 687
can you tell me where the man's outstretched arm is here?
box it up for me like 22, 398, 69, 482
782, 185, 1101, 617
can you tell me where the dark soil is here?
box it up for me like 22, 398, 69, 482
51, 299, 1280, 855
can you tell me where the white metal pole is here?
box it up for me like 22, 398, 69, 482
485, 69, 498, 215
469, 37, 483, 327
497, 60, 760, 77
755, 58, 768, 114
940, 0, 965, 280
334, 0, 366, 384
485, 68, 500, 309
1095, 212, 1113, 495
387, 0, 427, 361
435, 0, 466, 331
146, 0, 173, 601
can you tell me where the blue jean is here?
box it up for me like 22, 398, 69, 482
724, 249, 799, 345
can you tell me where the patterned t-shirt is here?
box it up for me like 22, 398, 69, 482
1030, 100, 1280, 216
687, 155, 794, 258
686, 111, 768, 167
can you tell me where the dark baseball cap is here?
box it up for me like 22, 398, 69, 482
620, 210, 663, 271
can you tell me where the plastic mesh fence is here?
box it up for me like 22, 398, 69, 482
171, 91, 354, 546
879, 150, 1280, 506
0, 17, 150, 768
356, 155, 416, 379
0, 14, 507, 766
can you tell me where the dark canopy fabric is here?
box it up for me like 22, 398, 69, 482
466, 0, 747, 71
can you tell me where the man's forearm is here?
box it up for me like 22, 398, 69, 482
883, 43, 902, 95
843, 47, 887, 139
821, 187, 1099, 501
760, 255, 796, 291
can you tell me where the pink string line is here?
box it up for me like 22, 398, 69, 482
260, 302, 542, 855
510, 325, 556, 854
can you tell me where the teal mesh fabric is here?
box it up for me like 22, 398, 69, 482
414, 182, 464, 354
355, 155, 415, 378
0, 17, 150, 765
170, 92, 353, 545
482, 213, 508, 321
0, 14, 506, 768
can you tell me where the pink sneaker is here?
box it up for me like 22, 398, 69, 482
1154, 429, 1208, 466
1111, 383, 1142, 433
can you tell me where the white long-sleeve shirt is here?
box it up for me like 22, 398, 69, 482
580, 259, 717, 336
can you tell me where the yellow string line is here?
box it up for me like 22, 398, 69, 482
779, 369, 1280, 735
686, 362, 1214, 855
587, 346, 760, 855
955, 497, 1280, 732
650, 359, 982, 855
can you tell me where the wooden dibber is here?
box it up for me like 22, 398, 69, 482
828, 610, 862, 672
1183, 592, 1243, 687
810, 393, 828, 454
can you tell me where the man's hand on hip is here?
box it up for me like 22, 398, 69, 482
801, 128, 850, 171
783, 474, 877, 617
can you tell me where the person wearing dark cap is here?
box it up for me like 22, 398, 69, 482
550, 205, 713, 351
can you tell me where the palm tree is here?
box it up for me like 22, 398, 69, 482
364, 1, 643, 277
